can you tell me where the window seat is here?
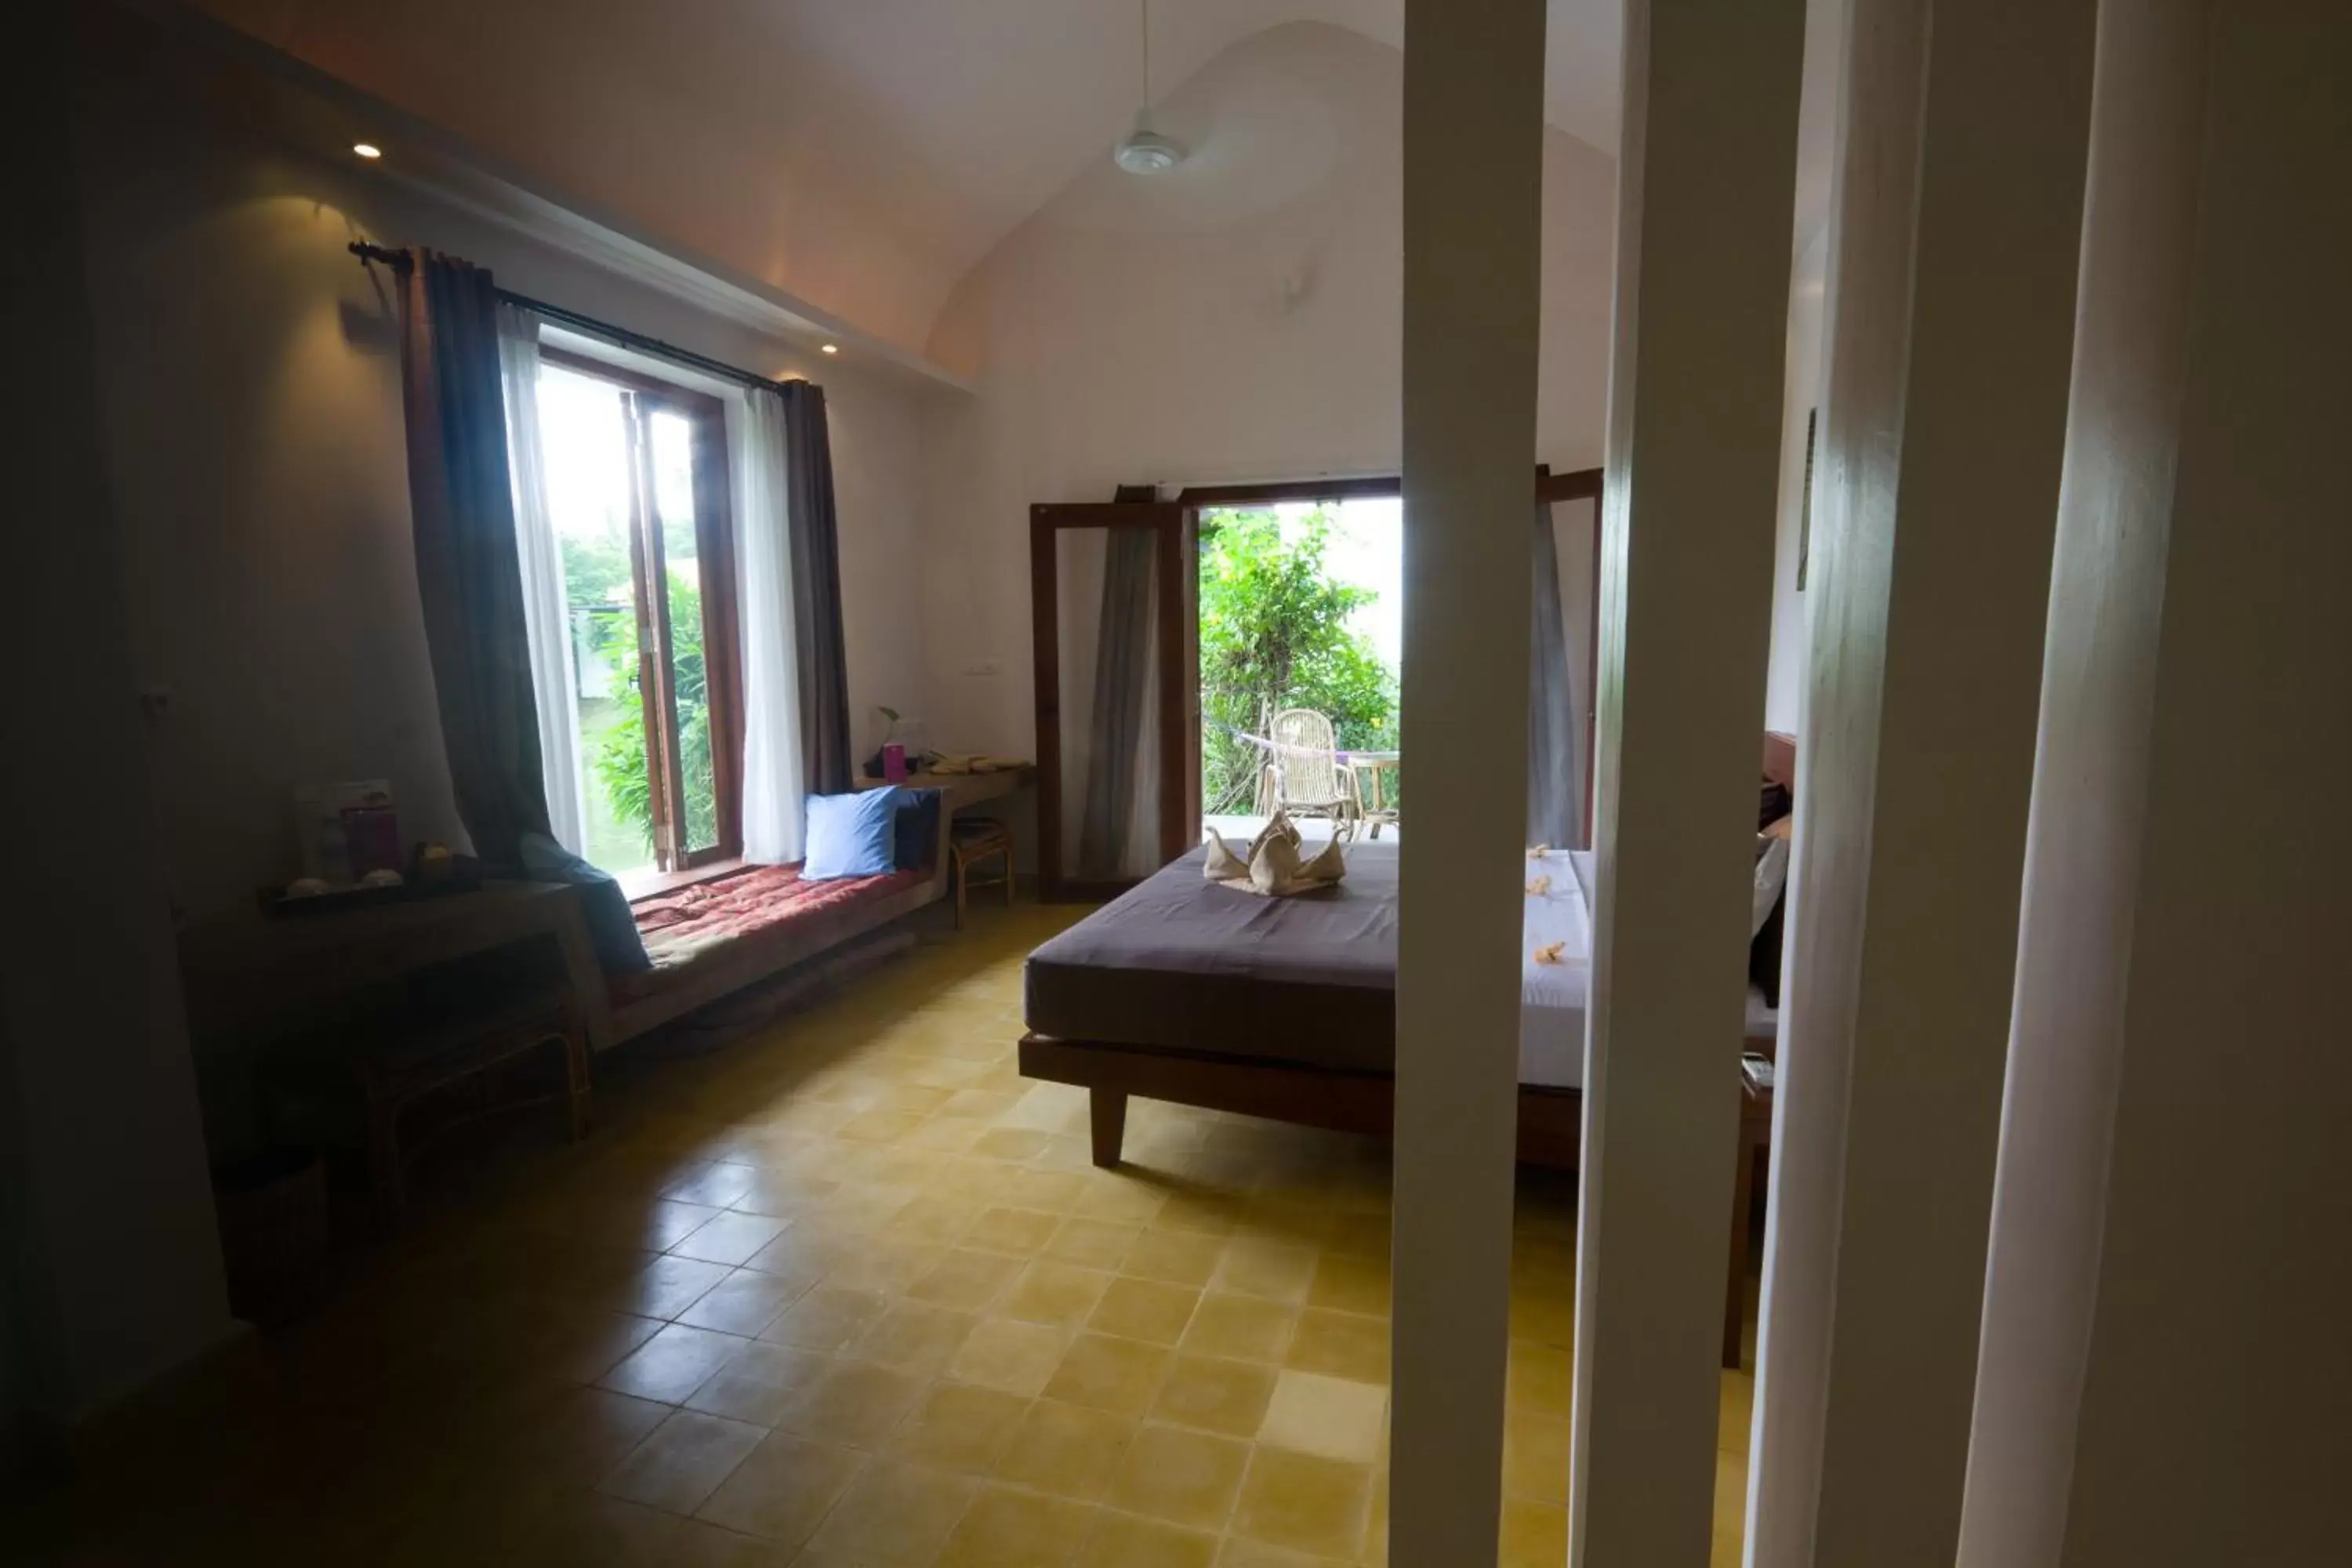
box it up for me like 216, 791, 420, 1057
597, 856, 947, 1044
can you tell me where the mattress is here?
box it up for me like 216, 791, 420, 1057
611, 862, 931, 1004
1023, 840, 1776, 1091
1025, 842, 1401, 1073
1516, 851, 1780, 1091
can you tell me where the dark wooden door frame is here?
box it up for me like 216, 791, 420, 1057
1030, 503, 1192, 902
1035, 466, 1605, 900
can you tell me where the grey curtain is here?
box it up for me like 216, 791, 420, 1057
1076, 485, 1160, 880
783, 382, 853, 794
1529, 499, 1584, 848
397, 249, 648, 970
399, 251, 548, 869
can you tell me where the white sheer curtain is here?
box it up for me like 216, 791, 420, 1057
496, 305, 589, 855
736, 385, 807, 862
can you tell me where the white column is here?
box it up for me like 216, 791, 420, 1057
1744, 1, 2096, 1563
1955, 3, 2210, 1562
1970, 4, 2352, 1563
1568, 1, 1803, 1563
1389, 0, 1545, 1560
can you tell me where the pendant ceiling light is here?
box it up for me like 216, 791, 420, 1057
1113, 0, 1185, 174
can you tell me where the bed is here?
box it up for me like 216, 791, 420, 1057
597, 860, 945, 1043
1022, 837, 1779, 1171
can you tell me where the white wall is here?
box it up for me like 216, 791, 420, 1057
5, 0, 234, 1435
916, 23, 1617, 757
72, 16, 954, 920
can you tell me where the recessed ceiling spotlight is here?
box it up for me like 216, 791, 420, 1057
352, 143, 383, 159
820, 343, 839, 355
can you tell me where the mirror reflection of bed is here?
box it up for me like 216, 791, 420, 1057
1020, 729, 1798, 1363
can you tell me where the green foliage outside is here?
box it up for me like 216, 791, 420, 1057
564, 535, 715, 859
1198, 508, 1399, 817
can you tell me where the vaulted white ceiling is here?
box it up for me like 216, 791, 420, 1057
192, 0, 1624, 356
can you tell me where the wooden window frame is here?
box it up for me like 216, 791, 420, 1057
541, 347, 744, 872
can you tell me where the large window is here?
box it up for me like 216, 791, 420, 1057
536, 350, 742, 876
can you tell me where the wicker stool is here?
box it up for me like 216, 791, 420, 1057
949, 818, 1015, 928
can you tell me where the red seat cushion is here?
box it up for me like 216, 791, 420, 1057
610, 862, 929, 1003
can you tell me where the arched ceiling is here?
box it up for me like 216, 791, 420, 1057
190, 1, 1624, 356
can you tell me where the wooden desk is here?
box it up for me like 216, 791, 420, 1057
178, 881, 611, 1053
855, 766, 1036, 813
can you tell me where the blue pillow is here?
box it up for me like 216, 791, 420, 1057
804, 788, 902, 879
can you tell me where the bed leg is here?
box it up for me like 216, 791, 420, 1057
1089, 1088, 1129, 1168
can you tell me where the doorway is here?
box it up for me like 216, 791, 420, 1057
1196, 497, 1403, 847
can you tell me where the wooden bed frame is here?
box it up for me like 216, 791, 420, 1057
1020, 1034, 1585, 1168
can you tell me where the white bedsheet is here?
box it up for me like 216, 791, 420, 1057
1518, 849, 1778, 1090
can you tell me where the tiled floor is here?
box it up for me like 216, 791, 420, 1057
16, 898, 1755, 1566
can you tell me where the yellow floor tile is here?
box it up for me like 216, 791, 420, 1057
966, 1205, 1066, 1256
776, 1359, 925, 1448
1045, 1218, 1144, 1271
908, 1249, 1027, 1313
1501, 1410, 1571, 1504
1505, 1340, 1573, 1419
681, 1342, 831, 1425
1123, 1229, 1229, 1288
669, 1210, 791, 1267
848, 1300, 979, 1375
1305, 1255, 1391, 1319
1229, 1447, 1375, 1559
1109, 1421, 1252, 1530
808, 1457, 978, 1566
1258, 1370, 1388, 1464
674, 1267, 808, 1338
1080, 1510, 1221, 1568
938, 1483, 1098, 1567
1283, 1309, 1390, 1386
1498, 1496, 1569, 1568
1044, 1333, 1176, 1417
1181, 1294, 1301, 1364
1213, 1539, 1344, 1568
1000, 1262, 1116, 1328
1150, 1355, 1279, 1438
1088, 1277, 1204, 1345
762, 1285, 889, 1352
597, 1322, 751, 1404
692, 1430, 865, 1544
992, 1399, 1138, 1502
600, 1409, 766, 1515
1213, 1239, 1320, 1302
826, 1237, 949, 1295
880, 1378, 1028, 1473
949, 1316, 1070, 1396
1000, 1169, 1086, 1214
973, 1128, 1054, 1162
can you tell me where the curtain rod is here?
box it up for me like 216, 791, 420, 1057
349, 241, 805, 397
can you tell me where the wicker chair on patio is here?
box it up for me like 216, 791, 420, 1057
1258, 708, 1363, 838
